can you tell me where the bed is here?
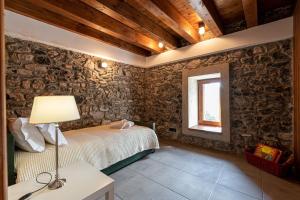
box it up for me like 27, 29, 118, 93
7, 121, 159, 185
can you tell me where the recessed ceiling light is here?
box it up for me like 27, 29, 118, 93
198, 22, 205, 35
158, 41, 164, 48
101, 61, 108, 68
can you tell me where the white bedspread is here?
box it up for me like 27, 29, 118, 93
14, 125, 159, 183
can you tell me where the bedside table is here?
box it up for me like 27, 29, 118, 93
8, 161, 114, 200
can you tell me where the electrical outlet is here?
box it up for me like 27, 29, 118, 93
169, 128, 176, 132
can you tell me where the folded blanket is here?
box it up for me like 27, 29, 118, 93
110, 119, 135, 129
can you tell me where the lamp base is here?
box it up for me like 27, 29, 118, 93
48, 178, 66, 190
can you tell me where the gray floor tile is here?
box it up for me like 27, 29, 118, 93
149, 147, 224, 182
150, 146, 224, 167
109, 142, 300, 200
218, 169, 262, 199
210, 185, 259, 200
222, 159, 261, 178
181, 159, 223, 182
99, 194, 122, 200
148, 147, 187, 169
129, 158, 215, 200
111, 167, 188, 200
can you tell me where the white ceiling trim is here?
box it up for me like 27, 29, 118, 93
145, 17, 293, 67
5, 10, 293, 68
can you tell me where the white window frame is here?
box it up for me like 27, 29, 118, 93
182, 63, 230, 143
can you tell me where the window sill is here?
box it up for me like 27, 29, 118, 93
189, 125, 222, 133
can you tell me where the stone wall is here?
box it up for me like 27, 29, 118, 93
5, 36, 293, 153
6, 36, 145, 131
144, 39, 293, 153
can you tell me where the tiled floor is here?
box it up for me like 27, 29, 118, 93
108, 141, 300, 200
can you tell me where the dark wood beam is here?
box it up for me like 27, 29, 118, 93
242, 0, 258, 28
187, 0, 224, 37
294, 0, 300, 175
30, 0, 163, 54
5, 0, 151, 56
81, 0, 179, 49
0, 0, 7, 199
127, 0, 200, 44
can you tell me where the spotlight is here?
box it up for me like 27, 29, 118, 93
198, 22, 205, 35
158, 41, 164, 49
101, 61, 108, 68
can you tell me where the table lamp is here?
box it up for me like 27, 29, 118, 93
29, 96, 80, 190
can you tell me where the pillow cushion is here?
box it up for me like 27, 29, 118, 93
8, 118, 45, 152
254, 144, 280, 162
110, 119, 135, 129
36, 123, 68, 146
122, 120, 135, 129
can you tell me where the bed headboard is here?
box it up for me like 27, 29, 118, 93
6, 121, 155, 185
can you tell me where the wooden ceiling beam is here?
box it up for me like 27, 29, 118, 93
80, 0, 179, 49
187, 0, 224, 37
28, 0, 163, 54
127, 0, 200, 44
242, 0, 258, 28
5, 0, 151, 56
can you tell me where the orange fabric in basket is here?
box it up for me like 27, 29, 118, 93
254, 144, 281, 162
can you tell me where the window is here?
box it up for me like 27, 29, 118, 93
182, 63, 230, 142
198, 78, 221, 127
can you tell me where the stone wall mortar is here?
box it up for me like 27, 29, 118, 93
144, 39, 293, 153
6, 36, 145, 131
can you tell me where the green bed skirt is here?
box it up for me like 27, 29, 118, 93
101, 149, 155, 175
7, 133, 15, 186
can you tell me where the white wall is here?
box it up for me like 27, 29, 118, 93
4, 10, 145, 67
145, 17, 294, 67
5, 10, 293, 68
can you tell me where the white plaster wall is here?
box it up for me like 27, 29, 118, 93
188, 77, 198, 128
146, 17, 294, 67
4, 10, 145, 67
182, 64, 230, 142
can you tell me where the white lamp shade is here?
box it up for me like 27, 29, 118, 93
30, 96, 80, 124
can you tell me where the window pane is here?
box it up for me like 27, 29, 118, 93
203, 82, 221, 122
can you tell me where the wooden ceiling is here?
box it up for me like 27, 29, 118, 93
5, 0, 297, 56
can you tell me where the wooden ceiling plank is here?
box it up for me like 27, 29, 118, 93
29, 0, 163, 53
242, 0, 258, 28
5, 0, 151, 56
80, 0, 179, 49
127, 0, 200, 44
187, 0, 224, 37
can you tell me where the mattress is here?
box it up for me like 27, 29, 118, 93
14, 124, 159, 183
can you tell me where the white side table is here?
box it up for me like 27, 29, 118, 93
8, 161, 114, 200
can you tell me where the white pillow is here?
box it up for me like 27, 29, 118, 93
8, 118, 45, 153
36, 123, 68, 146
122, 120, 135, 129
110, 119, 135, 129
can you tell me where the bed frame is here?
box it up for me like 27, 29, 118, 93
7, 121, 156, 186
